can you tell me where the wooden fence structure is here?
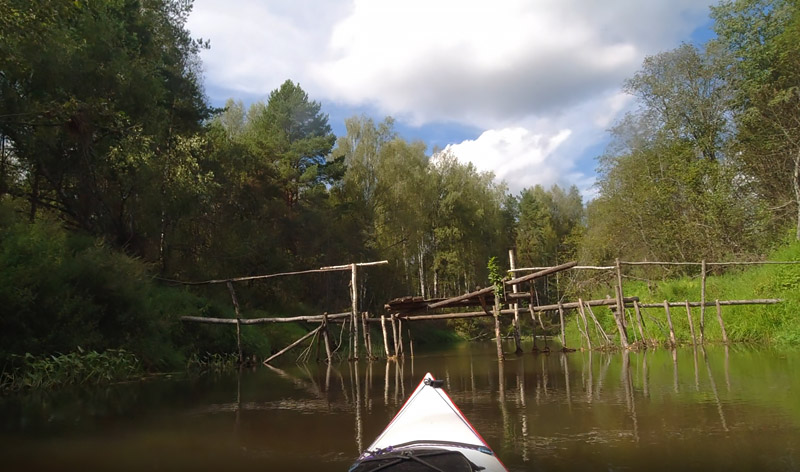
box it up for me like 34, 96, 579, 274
177, 260, 388, 365
179, 254, 795, 364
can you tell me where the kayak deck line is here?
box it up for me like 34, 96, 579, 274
350, 372, 508, 472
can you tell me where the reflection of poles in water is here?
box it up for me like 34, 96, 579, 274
517, 358, 529, 463
470, 357, 476, 403
724, 345, 731, 392
497, 358, 510, 448
622, 349, 639, 442
701, 346, 729, 432
235, 366, 242, 430
561, 353, 572, 411
642, 349, 649, 398
586, 350, 594, 402
672, 348, 679, 394
326, 361, 332, 393
693, 346, 700, 391
354, 361, 363, 453
596, 352, 612, 398
541, 354, 549, 398
384, 360, 390, 405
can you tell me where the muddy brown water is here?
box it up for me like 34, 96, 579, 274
2, 342, 799, 471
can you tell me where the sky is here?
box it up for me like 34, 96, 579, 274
186, 0, 718, 199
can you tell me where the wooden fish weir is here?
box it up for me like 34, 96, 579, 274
179, 254, 793, 365
177, 260, 389, 365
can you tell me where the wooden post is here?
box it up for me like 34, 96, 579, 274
408, 328, 415, 358
493, 292, 505, 361
508, 248, 523, 354
664, 300, 677, 347
715, 299, 729, 344
558, 301, 567, 349
361, 312, 372, 359
633, 300, 646, 347
227, 281, 243, 365
700, 259, 707, 343
585, 302, 611, 346
351, 263, 359, 361
685, 300, 697, 345
614, 258, 630, 348
528, 301, 539, 352
391, 314, 399, 357
577, 298, 592, 350
322, 314, 333, 363
380, 315, 390, 358
397, 318, 404, 357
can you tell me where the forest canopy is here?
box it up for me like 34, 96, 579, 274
2, 0, 800, 362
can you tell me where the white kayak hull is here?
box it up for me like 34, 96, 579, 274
350, 372, 507, 471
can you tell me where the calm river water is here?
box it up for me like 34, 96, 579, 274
2, 342, 799, 471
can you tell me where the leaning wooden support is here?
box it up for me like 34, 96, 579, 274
558, 301, 567, 349
685, 300, 697, 345
663, 300, 677, 347
577, 298, 592, 350
715, 300, 729, 344
700, 259, 707, 343
264, 325, 323, 365
351, 263, 359, 361
633, 300, 646, 346
380, 315, 390, 358
322, 314, 333, 363
508, 248, 523, 354
227, 281, 243, 365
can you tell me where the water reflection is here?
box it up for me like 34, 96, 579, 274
1, 344, 799, 472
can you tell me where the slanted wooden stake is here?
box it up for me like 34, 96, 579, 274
685, 300, 697, 345
508, 248, 523, 354
408, 328, 415, 358
380, 315, 390, 358
664, 300, 677, 347
633, 300, 647, 347
558, 301, 567, 349
264, 325, 323, 365
351, 263, 359, 361
397, 318, 404, 357
391, 314, 399, 357
577, 298, 592, 350
700, 260, 707, 343
322, 314, 333, 363
361, 312, 371, 359
715, 300, 729, 344
614, 258, 630, 348
227, 281, 243, 365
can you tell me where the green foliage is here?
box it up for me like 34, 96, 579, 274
0, 348, 141, 392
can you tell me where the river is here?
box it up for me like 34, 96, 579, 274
1, 342, 799, 471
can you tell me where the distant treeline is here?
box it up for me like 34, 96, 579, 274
1, 0, 799, 363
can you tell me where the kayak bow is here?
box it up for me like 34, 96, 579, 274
350, 372, 507, 471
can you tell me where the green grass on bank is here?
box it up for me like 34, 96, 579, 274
564, 240, 800, 349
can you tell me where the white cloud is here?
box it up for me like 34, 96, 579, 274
187, 0, 716, 199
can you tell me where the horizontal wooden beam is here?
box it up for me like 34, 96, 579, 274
505, 261, 578, 286
427, 286, 495, 309
163, 260, 389, 286
180, 312, 351, 325
637, 299, 781, 308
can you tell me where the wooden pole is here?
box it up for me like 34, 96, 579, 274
322, 314, 333, 364
494, 293, 505, 361
715, 300, 729, 344
558, 301, 567, 349
528, 296, 538, 352
351, 263, 359, 361
264, 325, 323, 365
614, 258, 630, 348
361, 312, 372, 359
664, 300, 677, 347
408, 328, 415, 358
227, 281, 243, 365
577, 298, 592, 350
585, 302, 611, 346
685, 300, 697, 346
391, 314, 399, 357
700, 259, 707, 343
633, 300, 646, 346
397, 318, 404, 357
380, 315, 390, 358
508, 248, 523, 354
